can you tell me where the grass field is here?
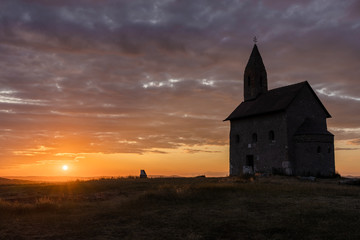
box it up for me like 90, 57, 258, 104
1, 176, 360, 240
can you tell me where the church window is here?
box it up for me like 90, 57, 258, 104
247, 76, 251, 86
235, 134, 240, 143
328, 146, 331, 153
252, 133, 257, 143
269, 130, 275, 141
317, 146, 321, 153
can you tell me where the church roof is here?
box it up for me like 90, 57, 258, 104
224, 81, 331, 121
294, 118, 333, 136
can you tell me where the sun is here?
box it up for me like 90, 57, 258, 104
62, 165, 68, 171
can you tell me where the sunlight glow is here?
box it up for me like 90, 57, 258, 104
62, 165, 68, 171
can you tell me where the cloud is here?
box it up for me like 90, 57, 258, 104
335, 147, 360, 151
348, 139, 360, 146
184, 148, 221, 154
0, 0, 359, 168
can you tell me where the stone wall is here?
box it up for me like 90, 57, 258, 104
294, 134, 335, 176
229, 112, 288, 176
285, 85, 334, 175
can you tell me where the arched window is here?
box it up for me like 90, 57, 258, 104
247, 76, 251, 86
328, 146, 331, 153
252, 133, 257, 143
269, 130, 275, 141
317, 146, 321, 153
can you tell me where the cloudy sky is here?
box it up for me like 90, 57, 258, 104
0, 0, 359, 177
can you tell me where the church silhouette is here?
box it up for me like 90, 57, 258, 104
225, 44, 335, 176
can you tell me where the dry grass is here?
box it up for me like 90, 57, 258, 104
0, 176, 360, 239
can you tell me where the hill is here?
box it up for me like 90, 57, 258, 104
0, 177, 33, 185
0, 176, 360, 239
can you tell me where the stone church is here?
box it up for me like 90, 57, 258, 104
225, 44, 335, 176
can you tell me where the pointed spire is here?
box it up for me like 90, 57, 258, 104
246, 44, 266, 74
243, 44, 268, 101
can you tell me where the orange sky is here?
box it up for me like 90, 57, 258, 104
0, 0, 359, 177
1, 141, 359, 177
0, 146, 229, 177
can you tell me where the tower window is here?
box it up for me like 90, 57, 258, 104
328, 146, 331, 153
269, 130, 275, 141
235, 134, 240, 143
252, 133, 257, 143
247, 76, 251, 86
317, 146, 321, 153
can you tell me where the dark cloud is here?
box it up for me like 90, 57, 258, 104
348, 139, 360, 145
335, 147, 360, 151
184, 148, 222, 154
0, 0, 359, 167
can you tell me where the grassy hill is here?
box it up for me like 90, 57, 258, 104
1, 176, 360, 239
0, 177, 33, 185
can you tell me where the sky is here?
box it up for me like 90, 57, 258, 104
0, 0, 359, 177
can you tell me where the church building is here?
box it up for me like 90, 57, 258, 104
225, 44, 335, 176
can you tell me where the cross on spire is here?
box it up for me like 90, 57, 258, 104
253, 36, 258, 44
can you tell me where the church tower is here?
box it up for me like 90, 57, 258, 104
244, 44, 268, 101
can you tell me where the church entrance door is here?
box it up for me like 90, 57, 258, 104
246, 155, 254, 172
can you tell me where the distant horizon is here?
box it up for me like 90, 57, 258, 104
1, 173, 229, 182
3, 172, 360, 183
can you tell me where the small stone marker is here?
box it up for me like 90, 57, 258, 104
140, 169, 147, 178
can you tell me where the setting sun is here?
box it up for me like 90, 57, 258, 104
62, 165, 69, 171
